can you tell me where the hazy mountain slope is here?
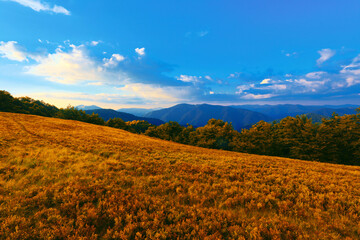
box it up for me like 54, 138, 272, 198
311, 107, 357, 117
233, 104, 359, 120
76, 105, 102, 110
0, 112, 359, 239
117, 108, 160, 117
232, 104, 321, 120
85, 109, 164, 125
145, 104, 270, 130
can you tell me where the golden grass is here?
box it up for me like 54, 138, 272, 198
0, 112, 360, 239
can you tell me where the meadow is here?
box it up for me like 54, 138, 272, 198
0, 112, 360, 239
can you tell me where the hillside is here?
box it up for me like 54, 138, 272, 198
1, 112, 359, 239
84, 109, 164, 126
145, 104, 269, 130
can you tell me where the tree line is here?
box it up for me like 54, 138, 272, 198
1, 90, 359, 166
0, 90, 151, 133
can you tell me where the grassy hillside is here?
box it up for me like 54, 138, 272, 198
0, 112, 360, 239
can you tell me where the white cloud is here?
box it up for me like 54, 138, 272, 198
119, 83, 186, 102
135, 47, 145, 56
0, 41, 28, 62
242, 93, 276, 99
341, 54, 360, 76
27, 44, 106, 84
228, 72, 241, 78
294, 78, 327, 92
8, 0, 70, 15
28, 91, 138, 108
260, 78, 271, 84
346, 77, 360, 87
305, 71, 326, 79
317, 48, 335, 65
103, 54, 125, 68
177, 75, 201, 83
87, 82, 103, 86
284, 52, 297, 57
235, 84, 254, 94
90, 41, 99, 46
267, 84, 287, 90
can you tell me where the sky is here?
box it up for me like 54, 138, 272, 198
1, 0, 360, 108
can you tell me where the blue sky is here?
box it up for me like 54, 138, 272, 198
1, 0, 360, 108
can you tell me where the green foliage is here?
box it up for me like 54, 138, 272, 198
126, 120, 153, 133
234, 114, 360, 165
193, 119, 236, 150
0, 90, 58, 116
145, 121, 184, 141
56, 107, 105, 125
106, 117, 128, 130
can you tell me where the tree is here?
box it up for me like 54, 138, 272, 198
144, 121, 185, 142
126, 120, 153, 133
106, 118, 128, 130
194, 119, 236, 150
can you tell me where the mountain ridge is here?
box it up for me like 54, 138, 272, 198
145, 103, 270, 130
84, 109, 164, 126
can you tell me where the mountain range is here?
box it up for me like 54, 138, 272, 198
231, 104, 358, 120
77, 104, 358, 130
76, 105, 102, 111
84, 109, 165, 126
144, 103, 270, 130
117, 107, 162, 117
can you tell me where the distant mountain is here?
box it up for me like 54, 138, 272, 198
85, 109, 164, 126
145, 103, 270, 130
117, 108, 162, 117
231, 104, 321, 120
322, 104, 358, 109
76, 105, 102, 111
310, 107, 357, 117
232, 104, 359, 120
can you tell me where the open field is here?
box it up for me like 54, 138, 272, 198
0, 112, 360, 239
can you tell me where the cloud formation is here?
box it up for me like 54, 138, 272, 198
317, 48, 336, 65
0, 41, 28, 61
103, 54, 125, 68
8, 0, 70, 15
177, 75, 202, 83
242, 93, 277, 99
27, 44, 106, 84
2, 40, 360, 106
0, 41, 196, 104
260, 78, 271, 84
135, 47, 145, 56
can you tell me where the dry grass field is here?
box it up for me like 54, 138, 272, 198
0, 112, 360, 239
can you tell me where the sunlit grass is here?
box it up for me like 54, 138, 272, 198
0, 112, 360, 239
